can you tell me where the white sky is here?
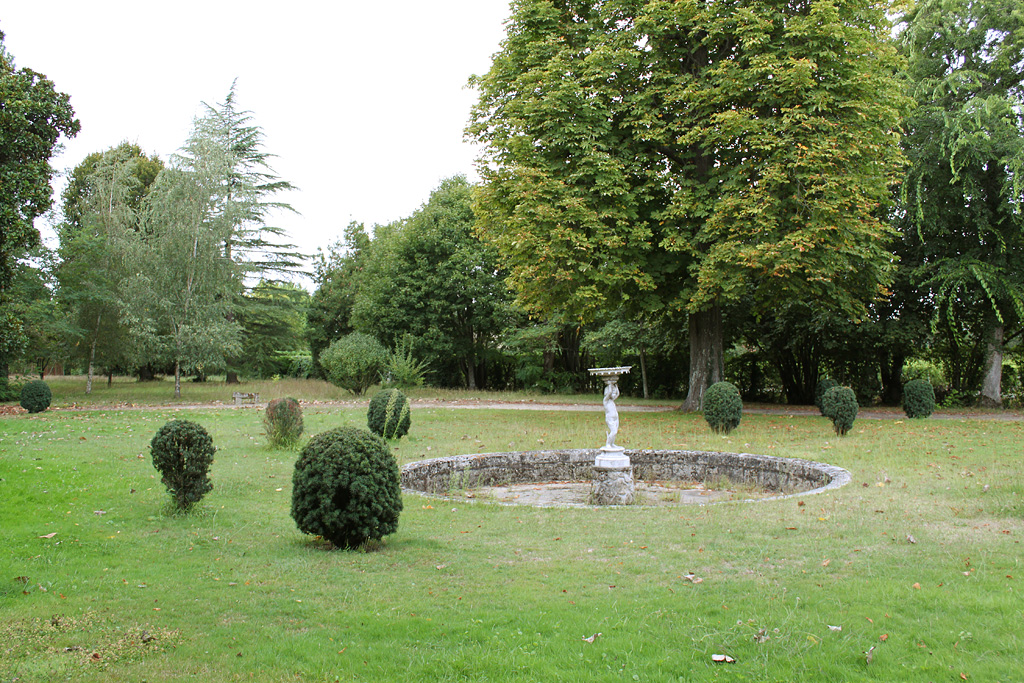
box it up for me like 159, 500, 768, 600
1, 1, 511, 285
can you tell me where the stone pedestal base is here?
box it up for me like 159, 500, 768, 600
590, 466, 635, 505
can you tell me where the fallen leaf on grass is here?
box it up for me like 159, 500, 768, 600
822, 559, 831, 567
582, 633, 601, 643
683, 572, 703, 584
754, 628, 770, 643
906, 534, 917, 544
912, 582, 921, 590
93, 510, 106, 515
711, 654, 736, 663
38, 533, 57, 539
880, 634, 889, 642
828, 625, 842, 632
865, 646, 875, 665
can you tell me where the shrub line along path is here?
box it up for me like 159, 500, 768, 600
4, 396, 1020, 421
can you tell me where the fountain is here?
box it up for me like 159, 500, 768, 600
588, 366, 634, 505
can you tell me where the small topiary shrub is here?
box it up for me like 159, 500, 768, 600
320, 333, 388, 396
19, 380, 52, 414
822, 386, 858, 436
814, 378, 839, 415
703, 381, 742, 434
903, 379, 936, 419
150, 420, 216, 511
367, 388, 411, 439
290, 427, 403, 549
264, 397, 304, 448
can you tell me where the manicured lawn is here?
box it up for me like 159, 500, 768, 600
1, 395, 1021, 681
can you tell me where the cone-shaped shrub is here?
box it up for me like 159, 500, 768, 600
264, 397, 304, 448
703, 381, 742, 434
822, 386, 858, 436
291, 427, 402, 549
19, 380, 52, 414
903, 379, 936, 419
367, 388, 411, 439
150, 420, 215, 510
814, 378, 838, 415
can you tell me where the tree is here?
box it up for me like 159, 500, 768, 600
56, 144, 163, 391
307, 222, 371, 377
351, 177, 515, 389
897, 0, 1024, 406
0, 29, 79, 377
235, 281, 310, 378
120, 148, 242, 398
468, 0, 909, 409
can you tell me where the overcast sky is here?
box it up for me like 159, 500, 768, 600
2, 1, 512, 284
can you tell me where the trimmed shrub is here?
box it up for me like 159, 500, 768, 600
903, 379, 936, 419
290, 427, 403, 549
368, 388, 411, 439
822, 386, 858, 436
19, 380, 52, 414
320, 333, 388, 396
150, 420, 215, 510
264, 397, 304, 448
814, 378, 839, 415
703, 381, 742, 434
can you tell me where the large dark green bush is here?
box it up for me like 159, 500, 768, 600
320, 333, 388, 396
263, 397, 304, 448
903, 379, 936, 419
150, 420, 216, 511
19, 380, 52, 413
290, 427, 403, 549
367, 388, 411, 439
703, 381, 742, 434
822, 386, 858, 436
814, 378, 839, 415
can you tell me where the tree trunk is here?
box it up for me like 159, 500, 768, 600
980, 325, 1003, 408
639, 343, 649, 400
878, 351, 907, 406
174, 360, 182, 399
107, 370, 113, 387
86, 311, 102, 395
465, 356, 477, 390
226, 371, 240, 384
680, 303, 723, 412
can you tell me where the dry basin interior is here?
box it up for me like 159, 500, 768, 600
401, 449, 851, 507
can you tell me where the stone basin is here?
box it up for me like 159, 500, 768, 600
401, 448, 851, 507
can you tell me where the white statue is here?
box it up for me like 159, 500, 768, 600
603, 380, 620, 450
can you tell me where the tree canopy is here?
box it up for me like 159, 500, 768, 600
468, 0, 910, 408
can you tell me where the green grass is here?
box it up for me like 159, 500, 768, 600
2, 398, 1022, 681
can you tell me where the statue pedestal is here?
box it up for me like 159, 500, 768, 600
594, 447, 630, 469
590, 464, 635, 505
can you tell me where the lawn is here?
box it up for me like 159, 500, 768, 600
1, 385, 1022, 681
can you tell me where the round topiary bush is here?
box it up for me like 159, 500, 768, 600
19, 380, 52, 414
814, 378, 839, 415
291, 427, 403, 549
263, 397, 304, 448
903, 379, 936, 419
703, 381, 742, 434
319, 333, 388, 396
822, 386, 858, 436
367, 388, 411, 440
150, 420, 216, 511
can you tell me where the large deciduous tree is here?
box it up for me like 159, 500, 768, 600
468, 0, 909, 409
0, 29, 79, 377
897, 0, 1024, 407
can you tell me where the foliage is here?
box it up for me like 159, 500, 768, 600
234, 281, 310, 378
0, 376, 21, 402
903, 379, 936, 419
119, 141, 242, 398
319, 333, 388, 396
702, 381, 742, 435
306, 222, 370, 376
290, 427, 402, 549
263, 397, 304, 448
0, 29, 79, 375
149, 419, 215, 510
351, 176, 514, 389
367, 388, 411, 440
467, 0, 909, 409
897, 0, 1024, 405
814, 379, 839, 415
383, 335, 429, 389
821, 386, 858, 436
19, 379, 51, 413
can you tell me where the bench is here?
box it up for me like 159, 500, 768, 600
232, 392, 259, 405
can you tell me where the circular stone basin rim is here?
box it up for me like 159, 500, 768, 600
401, 448, 851, 506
